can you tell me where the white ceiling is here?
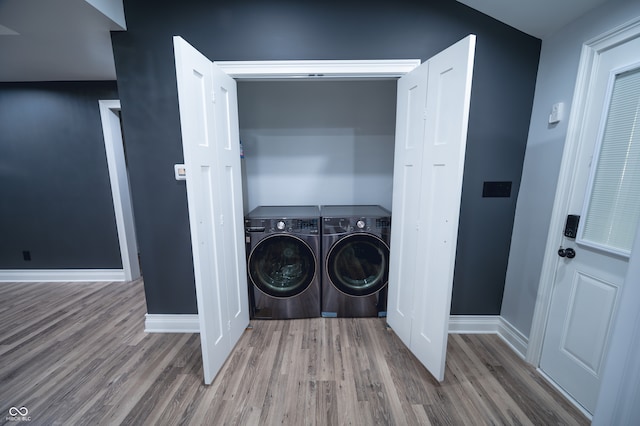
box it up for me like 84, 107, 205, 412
0, 0, 614, 82
456, 0, 611, 39
0, 0, 125, 82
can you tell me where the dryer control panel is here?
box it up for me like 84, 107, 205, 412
245, 218, 319, 235
323, 216, 391, 235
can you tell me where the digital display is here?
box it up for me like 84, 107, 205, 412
298, 219, 318, 231
376, 218, 391, 228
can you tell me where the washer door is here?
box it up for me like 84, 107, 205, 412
326, 233, 390, 297
248, 234, 317, 298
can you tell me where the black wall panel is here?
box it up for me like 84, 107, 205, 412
0, 82, 122, 269
112, 0, 541, 314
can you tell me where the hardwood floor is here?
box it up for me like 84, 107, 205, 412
0, 279, 588, 425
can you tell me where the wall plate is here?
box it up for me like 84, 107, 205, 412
174, 164, 186, 180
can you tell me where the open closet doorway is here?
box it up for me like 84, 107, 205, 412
174, 35, 475, 384
98, 100, 141, 282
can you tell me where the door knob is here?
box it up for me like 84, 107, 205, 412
558, 247, 576, 258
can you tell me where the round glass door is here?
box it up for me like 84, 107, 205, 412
326, 233, 390, 297
248, 234, 317, 298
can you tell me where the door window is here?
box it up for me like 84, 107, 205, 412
580, 66, 640, 256
248, 235, 316, 298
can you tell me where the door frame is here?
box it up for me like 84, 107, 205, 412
213, 53, 472, 380
526, 17, 640, 366
98, 100, 141, 281
212, 59, 420, 314
215, 59, 420, 79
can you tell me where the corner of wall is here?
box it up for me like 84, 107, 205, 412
448, 315, 529, 360
498, 317, 529, 359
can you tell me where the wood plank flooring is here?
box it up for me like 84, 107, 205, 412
0, 279, 588, 425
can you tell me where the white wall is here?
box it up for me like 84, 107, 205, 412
238, 80, 396, 213
501, 0, 640, 337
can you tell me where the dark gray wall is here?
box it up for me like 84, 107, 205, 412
112, 0, 541, 314
0, 82, 122, 269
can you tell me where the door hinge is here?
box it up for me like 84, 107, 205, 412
423, 109, 428, 120
227, 320, 231, 331
211, 89, 216, 103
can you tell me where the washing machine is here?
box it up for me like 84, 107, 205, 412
245, 205, 321, 319
321, 205, 391, 317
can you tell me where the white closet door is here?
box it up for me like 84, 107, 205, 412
210, 62, 250, 346
174, 36, 249, 385
387, 60, 430, 344
388, 35, 476, 382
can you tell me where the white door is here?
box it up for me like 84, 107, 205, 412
209, 63, 251, 347
387, 35, 476, 381
174, 36, 250, 385
386, 59, 429, 346
540, 35, 640, 414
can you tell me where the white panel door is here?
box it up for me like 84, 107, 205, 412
173, 36, 249, 385
210, 63, 250, 346
387, 35, 476, 382
540, 35, 640, 414
387, 60, 429, 345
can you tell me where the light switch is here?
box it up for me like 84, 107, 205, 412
174, 164, 187, 180
549, 102, 564, 124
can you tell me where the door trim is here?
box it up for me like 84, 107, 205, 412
99, 100, 141, 282
526, 16, 640, 366
215, 59, 421, 79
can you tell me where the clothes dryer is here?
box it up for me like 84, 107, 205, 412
321, 205, 391, 317
245, 205, 321, 319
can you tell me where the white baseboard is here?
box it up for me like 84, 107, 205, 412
448, 315, 528, 359
145, 314, 504, 334
142, 313, 528, 356
497, 317, 529, 359
0, 269, 126, 282
448, 315, 501, 333
144, 314, 200, 333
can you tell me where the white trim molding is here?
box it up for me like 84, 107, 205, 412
449, 315, 528, 359
498, 317, 529, 359
0, 269, 125, 282
215, 59, 421, 80
448, 315, 501, 334
147, 313, 529, 358
99, 100, 141, 282
144, 314, 200, 333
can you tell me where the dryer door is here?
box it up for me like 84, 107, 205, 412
327, 234, 390, 297
248, 234, 317, 298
